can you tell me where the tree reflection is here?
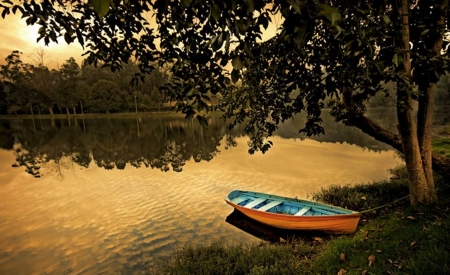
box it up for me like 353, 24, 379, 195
274, 110, 398, 151
0, 110, 407, 177
1, 116, 236, 177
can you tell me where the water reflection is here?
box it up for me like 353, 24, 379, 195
0, 111, 401, 178
226, 210, 328, 243
0, 111, 407, 274
1, 116, 230, 176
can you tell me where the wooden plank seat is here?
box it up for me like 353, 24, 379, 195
294, 206, 311, 216
244, 198, 266, 209
257, 200, 282, 212
230, 196, 248, 205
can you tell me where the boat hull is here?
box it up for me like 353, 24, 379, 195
225, 190, 361, 234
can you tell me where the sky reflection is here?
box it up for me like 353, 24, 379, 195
0, 134, 401, 274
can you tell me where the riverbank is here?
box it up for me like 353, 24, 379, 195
150, 164, 450, 274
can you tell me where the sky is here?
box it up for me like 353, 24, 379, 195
0, 13, 85, 68
0, 8, 282, 69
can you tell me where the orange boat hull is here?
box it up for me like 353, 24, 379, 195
226, 201, 361, 234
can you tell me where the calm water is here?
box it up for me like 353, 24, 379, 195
0, 113, 404, 274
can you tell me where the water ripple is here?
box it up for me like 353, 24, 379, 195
0, 137, 401, 274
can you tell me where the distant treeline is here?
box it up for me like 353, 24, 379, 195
365, 76, 450, 107
0, 50, 174, 116
1, 50, 449, 116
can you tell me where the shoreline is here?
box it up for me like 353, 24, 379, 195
151, 168, 450, 275
0, 111, 185, 119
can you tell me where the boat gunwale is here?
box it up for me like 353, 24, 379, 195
226, 200, 361, 221
225, 190, 361, 218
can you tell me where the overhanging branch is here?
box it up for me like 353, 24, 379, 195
346, 112, 450, 178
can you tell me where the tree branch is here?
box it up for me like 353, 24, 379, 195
347, 112, 450, 178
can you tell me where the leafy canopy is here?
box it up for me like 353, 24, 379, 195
1, 0, 449, 153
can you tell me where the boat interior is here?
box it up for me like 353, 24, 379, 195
229, 191, 353, 216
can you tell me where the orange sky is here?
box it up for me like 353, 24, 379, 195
0, 13, 85, 67
0, 9, 282, 69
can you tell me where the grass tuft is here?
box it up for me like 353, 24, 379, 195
311, 166, 410, 213
150, 240, 315, 275
432, 137, 450, 158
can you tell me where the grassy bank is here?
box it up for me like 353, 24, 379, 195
150, 163, 450, 275
433, 138, 450, 158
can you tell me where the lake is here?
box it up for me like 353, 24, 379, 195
0, 112, 404, 274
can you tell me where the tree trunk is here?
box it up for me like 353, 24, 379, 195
394, 0, 433, 204
397, 94, 430, 205
417, 84, 437, 202
66, 107, 70, 115
48, 107, 54, 116
416, 0, 448, 202
72, 106, 77, 115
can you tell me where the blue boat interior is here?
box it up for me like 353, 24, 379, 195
228, 190, 353, 216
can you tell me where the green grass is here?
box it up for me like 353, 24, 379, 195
151, 167, 450, 275
311, 170, 410, 213
433, 137, 450, 158
438, 125, 450, 136
150, 241, 315, 274
311, 205, 450, 275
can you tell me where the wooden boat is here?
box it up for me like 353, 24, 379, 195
225, 190, 361, 234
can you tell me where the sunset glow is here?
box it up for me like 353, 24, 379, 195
0, 13, 84, 67
0, 7, 282, 68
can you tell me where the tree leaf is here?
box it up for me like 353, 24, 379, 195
211, 3, 220, 22
224, 32, 230, 52
49, 31, 57, 42
318, 4, 341, 26
331, 9, 341, 26
259, 15, 269, 30
76, 29, 84, 47
1, 7, 10, 19
236, 20, 248, 33
181, 0, 191, 8
231, 69, 240, 83
244, 0, 254, 14
64, 32, 73, 44
287, 0, 306, 13
232, 56, 243, 70
392, 54, 398, 67
88, 0, 111, 19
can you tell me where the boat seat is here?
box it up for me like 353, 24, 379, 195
244, 198, 266, 209
257, 200, 282, 212
294, 206, 311, 216
230, 196, 248, 205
